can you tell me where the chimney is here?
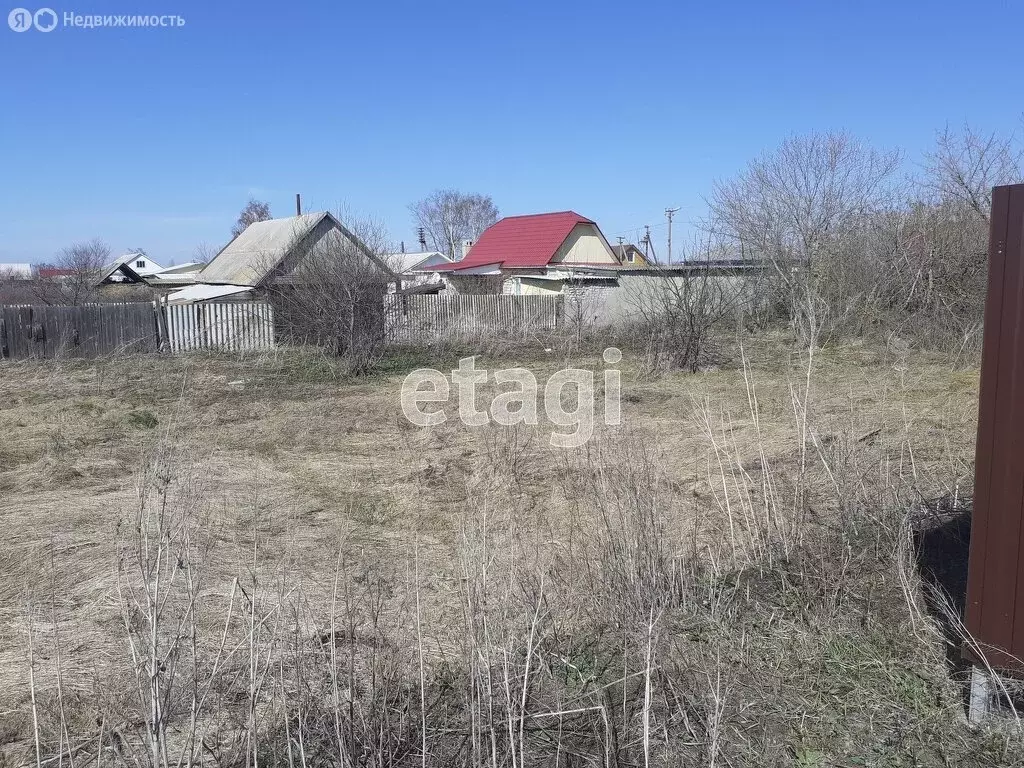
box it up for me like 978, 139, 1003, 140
295, 193, 302, 216
461, 240, 474, 260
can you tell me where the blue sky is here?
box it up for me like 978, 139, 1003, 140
1, 0, 1022, 265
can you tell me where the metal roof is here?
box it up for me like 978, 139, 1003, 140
454, 211, 594, 270
166, 283, 254, 304
199, 213, 329, 286
384, 251, 453, 275
158, 261, 205, 274
98, 252, 165, 283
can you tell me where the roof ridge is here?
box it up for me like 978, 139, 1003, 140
499, 210, 584, 221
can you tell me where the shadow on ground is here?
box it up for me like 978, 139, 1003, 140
912, 496, 972, 706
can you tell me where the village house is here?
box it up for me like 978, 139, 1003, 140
97, 252, 164, 284
383, 250, 453, 293
164, 211, 395, 304
611, 243, 653, 268
428, 211, 621, 295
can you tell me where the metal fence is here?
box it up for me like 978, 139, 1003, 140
161, 302, 275, 353
386, 294, 563, 342
965, 183, 1024, 679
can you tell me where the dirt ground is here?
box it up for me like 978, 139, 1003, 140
0, 337, 984, 763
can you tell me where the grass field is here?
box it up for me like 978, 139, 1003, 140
0, 336, 1017, 767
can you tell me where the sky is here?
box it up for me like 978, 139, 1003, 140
1, 0, 1022, 266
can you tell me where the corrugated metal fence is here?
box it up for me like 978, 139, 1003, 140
386, 294, 563, 342
0, 301, 276, 359
162, 302, 275, 353
965, 183, 1024, 676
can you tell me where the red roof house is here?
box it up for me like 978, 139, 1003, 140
431, 211, 620, 294
37, 267, 76, 279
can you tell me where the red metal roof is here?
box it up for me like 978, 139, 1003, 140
37, 267, 75, 279
452, 211, 595, 270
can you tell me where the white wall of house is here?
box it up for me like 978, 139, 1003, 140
549, 223, 618, 265
503, 276, 565, 296
582, 273, 757, 327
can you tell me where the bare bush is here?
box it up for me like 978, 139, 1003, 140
708, 127, 1022, 354
623, 244, 742, 373
923, 123, 1023, 221
265, 215, 397, 372
709, 131, 901, 344
32, 239, 110, 305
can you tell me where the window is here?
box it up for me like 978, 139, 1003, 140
136, 260, 145, 268
626, 251, 634, 263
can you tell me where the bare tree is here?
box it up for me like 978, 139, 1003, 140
265, 215, 397, 371
0, 265, 32, 304
708, 131, 901, 344
31, 239, 110, 305
410, 189, 498, 258
922, 124, 1022, 222
232, 198, 272, 239
192, 241, 219, 265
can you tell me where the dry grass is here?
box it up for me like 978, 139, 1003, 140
0, 336, 1014, 766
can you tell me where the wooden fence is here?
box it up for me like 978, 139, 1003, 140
386, 294, 563, 342
0, 301, 276, 359
1, 295, 559, 359
0, 303, 159, 359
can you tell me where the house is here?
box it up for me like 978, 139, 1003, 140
611, 243, 653, 268
167, 211, 395, 304
383, 250, 453, 292
37, 267, 76, 279
97, 252, 164, 284
0, 263, 33, 278
144, 262, 206, 292
428, 211, 621, 295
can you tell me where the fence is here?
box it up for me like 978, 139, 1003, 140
386, 294, 563, 342
0, 303, 159, 359
162, 302, 275, 353
0, 301, 276, 360
1, 295, 560, 359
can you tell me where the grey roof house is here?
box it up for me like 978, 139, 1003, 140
167, 212, 395, 304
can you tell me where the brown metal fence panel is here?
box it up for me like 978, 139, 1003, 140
965, 183, 1024, 673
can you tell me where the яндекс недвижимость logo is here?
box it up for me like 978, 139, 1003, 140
8, 7, 57, 31
8, 8, 185, 31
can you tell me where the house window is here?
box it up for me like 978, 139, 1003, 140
626, 251, 634, 263
136, 260, 145, 268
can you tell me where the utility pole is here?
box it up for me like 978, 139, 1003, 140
641, 225, 656, 263
665, 207, 680, 264
616, 236, 624, 263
